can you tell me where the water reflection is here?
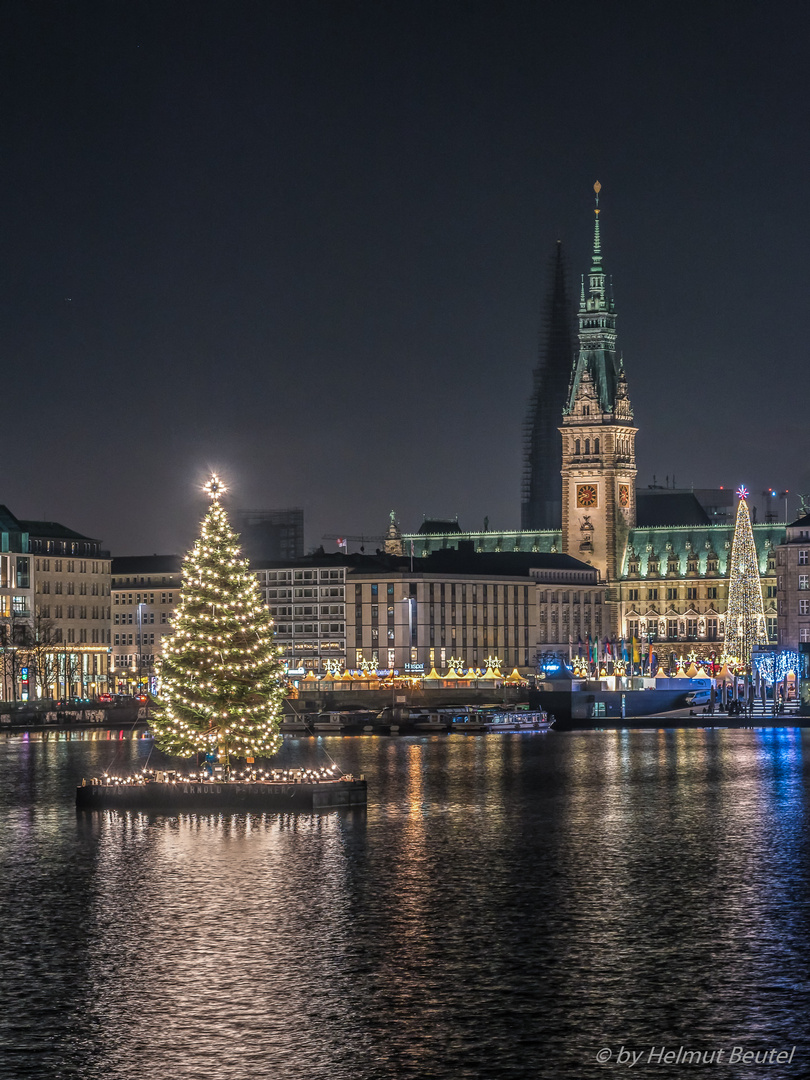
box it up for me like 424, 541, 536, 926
0, 731, 808, 1078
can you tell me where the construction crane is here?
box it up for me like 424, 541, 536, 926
322, 533, 385, 554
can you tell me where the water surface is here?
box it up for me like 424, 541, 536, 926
0, 727, 808, 1079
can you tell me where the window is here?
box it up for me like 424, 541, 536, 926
800, 550, 809, 565
800, 599, 809, 616
707, 587, 718, 600
666, 588, 677, 601
706, 618, 718, 640
647, 588, 658, 601
12, 595, 26, 615
686, 587, 697, 600
800, 575, 809, 591
15, 557, 30, 588
667, 619, 678, 639
767, 585, 777, 598
371, 585, 378, 598
686, 619, 697, 639
767, 617, 777, 640
801, 628, 810, 643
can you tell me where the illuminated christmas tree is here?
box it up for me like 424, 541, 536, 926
151, 475, 286, 763
724, 487, 768, 666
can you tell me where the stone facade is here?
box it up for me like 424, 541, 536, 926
111, 556, 182, 692
775, 513, 810, 651
257, 551, 597, 674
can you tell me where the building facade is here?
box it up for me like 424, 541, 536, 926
0, 507, 112, 699
776, 513, 810, 651
236, 508, 304, 562
258, 550, 598, 674
110, 556, 182, 692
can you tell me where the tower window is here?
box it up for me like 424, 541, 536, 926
575, 438, 580, 455
594, 437, 599, 455
584, 438, 590, 455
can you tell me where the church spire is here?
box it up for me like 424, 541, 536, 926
566, 182, 624, 416
591, 180, 602, 272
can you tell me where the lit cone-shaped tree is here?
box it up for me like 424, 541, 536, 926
724, 487, 768, 667
151, 475, 286, 763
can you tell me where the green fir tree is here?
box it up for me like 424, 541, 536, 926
151, 475, 286, 762
724, 488, 768, 666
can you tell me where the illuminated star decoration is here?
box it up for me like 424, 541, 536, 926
204, 474, 227, 502
736, 485, 749, 501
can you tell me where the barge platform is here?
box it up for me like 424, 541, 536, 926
77, 776, 367, 812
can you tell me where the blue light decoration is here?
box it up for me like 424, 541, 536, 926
537, 652, 571, 677
753, 650, 801, 686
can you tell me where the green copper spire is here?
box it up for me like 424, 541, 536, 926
564, 181, 628, 416
591, 180, 602, 273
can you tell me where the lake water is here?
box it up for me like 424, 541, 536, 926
0, 727, 808, 1079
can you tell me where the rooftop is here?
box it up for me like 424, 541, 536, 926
18, 519, 100, 542
635, 492, 711, 528
112, 555, 183, 575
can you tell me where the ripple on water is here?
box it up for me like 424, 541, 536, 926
0, 729, 808, 1079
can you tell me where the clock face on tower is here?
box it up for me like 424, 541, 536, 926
576, 483, 598, 509
618, 483, 630, 508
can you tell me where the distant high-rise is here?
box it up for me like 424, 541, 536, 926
235, 508, 304, 562
521, 241, 575, 530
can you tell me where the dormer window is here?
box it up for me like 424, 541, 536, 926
583, 405, 590, 416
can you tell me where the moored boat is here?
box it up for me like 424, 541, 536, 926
451, 708, 553, 733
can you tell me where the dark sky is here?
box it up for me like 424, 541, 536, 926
2, 0, 808, 554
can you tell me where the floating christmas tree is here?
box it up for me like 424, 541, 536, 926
151, 475, 286, 762
724, 486, 768, 666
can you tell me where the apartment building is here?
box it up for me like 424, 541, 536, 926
776, 513, 810, 651
110, 556, 182, 692
258, 547, 598, 674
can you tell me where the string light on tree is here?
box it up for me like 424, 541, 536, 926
724, 486, 768, 666
150, 474, 286, 764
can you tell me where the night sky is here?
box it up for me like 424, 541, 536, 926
2, 1, 808, 555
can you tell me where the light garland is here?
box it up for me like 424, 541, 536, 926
724, 492, 768, 666
150, 477, 286, 763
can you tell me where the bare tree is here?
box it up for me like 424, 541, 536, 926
29, 610, 60, 700
0, 615, 33, 704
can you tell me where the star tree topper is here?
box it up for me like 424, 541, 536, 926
204, 474, 227, 501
